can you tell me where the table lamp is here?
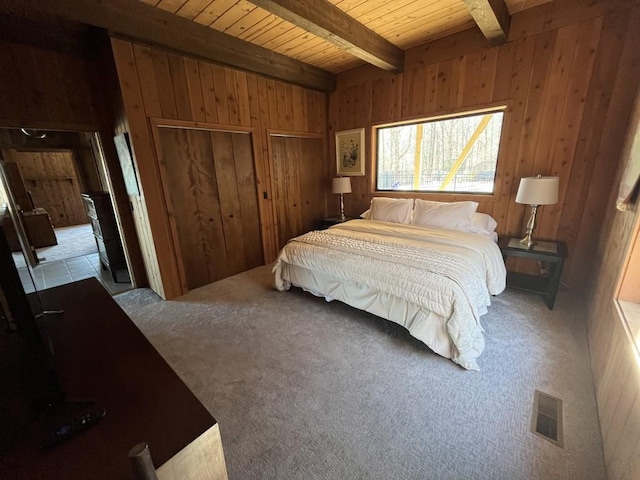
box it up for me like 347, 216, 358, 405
515, 174, 559, 248
332, 177, 352, 220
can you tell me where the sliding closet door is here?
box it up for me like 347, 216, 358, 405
271, 136, 325, 249
156, 128, 262, 291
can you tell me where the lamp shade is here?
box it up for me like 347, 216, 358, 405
332, 177, 352, 194
515, 175, 559, 205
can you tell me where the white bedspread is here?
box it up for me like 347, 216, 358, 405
273, 220, 506, 370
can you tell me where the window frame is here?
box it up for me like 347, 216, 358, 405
371, 104, 509, 201
614, 206, 640, 364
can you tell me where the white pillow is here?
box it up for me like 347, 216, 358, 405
360, 209, 370, 219
368, 197, 413, 224
411, 199, 478, 231
469, 212, 498, 235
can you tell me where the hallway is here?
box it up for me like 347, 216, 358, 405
14, 223, 132, 295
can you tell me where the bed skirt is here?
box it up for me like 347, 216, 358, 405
275, 261, 484, 370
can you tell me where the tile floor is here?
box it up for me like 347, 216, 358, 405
18, 253, 133, 295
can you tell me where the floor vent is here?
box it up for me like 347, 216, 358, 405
531, 390, 564, 447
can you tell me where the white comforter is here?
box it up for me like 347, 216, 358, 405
273, 220, 506, 370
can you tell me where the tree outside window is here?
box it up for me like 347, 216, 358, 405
376, 109, 506, 193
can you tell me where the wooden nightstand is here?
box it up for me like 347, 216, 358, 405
316, 216, 357, 230
498, 236, 568, 310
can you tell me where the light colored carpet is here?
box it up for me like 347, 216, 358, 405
115, 265, 605, 480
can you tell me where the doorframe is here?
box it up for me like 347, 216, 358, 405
90, 131, 145, 287
149, 118, 260, 295
0, 124, 144, 291
0, 155, 39, 269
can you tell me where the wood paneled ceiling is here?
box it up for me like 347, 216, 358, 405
0, 0, 553, 91
139, 0, 552, 73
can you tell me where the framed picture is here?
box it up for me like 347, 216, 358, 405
114, 132, 140, 196
336, 128, 365, 176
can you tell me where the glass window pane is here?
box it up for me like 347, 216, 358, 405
376, 110, 505, 194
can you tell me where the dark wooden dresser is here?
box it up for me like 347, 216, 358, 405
81, 192, 127, 283
0, 278, 228, 479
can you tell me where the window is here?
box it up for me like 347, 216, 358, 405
615, 210, 640, 364
375, 109, 506, 194
614, 89, 640, 365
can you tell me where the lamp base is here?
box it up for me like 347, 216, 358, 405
519, 204, 539, 250
519, 234, 536, 248
508, 238, 558, 254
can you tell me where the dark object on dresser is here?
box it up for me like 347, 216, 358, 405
81, 192, 128, 283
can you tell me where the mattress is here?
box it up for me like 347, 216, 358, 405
273, 220, 506, 370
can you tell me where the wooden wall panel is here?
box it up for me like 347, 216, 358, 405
271, 135, 326, 249
112, 40, 175, 299
328, 3, 640, 290
586, 192, 640, 480
271, 137, 298, 249
154, 127, 263, 290
0, 41, 103, 131
585, 65, 640, 480
210, 132, 247, 276
299, 137, 327, 236
0, 38, 146, 290
157, 128, 211, 290
4, 150, 88, 227
232, 133, 263, 269
0, 130, 103, 195
130, 193, 163, 293
111, 38, 327, 298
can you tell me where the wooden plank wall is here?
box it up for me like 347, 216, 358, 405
586, 180, 640, 479
111, 107, 165, 297
329, 1, 640, 290
155, 127, 263, 290
3, 149, 88, 227
0, 41, 103, 131
0, 130, 103, 194
0, 39, 147, 289
585, 78, 640, 480
270, 135, 326, 249
111, 38, 327, 299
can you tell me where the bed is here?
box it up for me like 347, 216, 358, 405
273, 199, 506, 370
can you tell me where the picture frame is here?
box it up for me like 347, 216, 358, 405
336, 128, 365, 176
113, 132, 140, 196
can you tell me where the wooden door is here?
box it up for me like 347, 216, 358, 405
156, 128, 262, 291
271, 136, 325, 249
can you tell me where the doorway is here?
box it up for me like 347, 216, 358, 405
0, 129, 133, 295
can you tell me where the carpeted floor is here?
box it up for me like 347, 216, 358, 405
115, 265, 605, 480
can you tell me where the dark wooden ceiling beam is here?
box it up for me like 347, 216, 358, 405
462, 0, 511, 45
250, 0, 404, 72
0, 0, 336, 92
0, 16, 94, 58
